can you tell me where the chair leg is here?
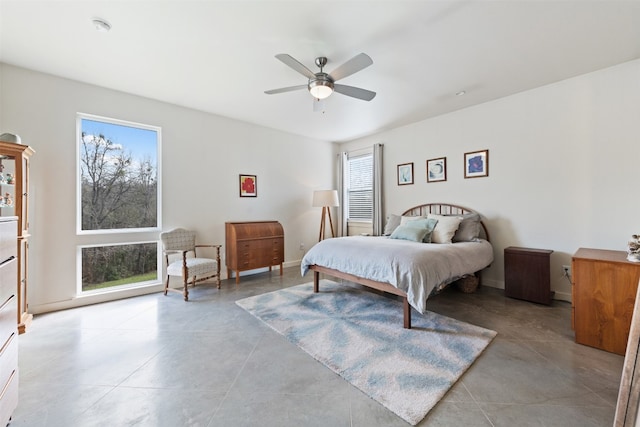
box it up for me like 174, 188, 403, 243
216, 276, 221, 289
183, 276, 189, 301
164, 275, 169, 296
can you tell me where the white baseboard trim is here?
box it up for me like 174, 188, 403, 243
553, 291, 572, 303
31, 283, 165, 314
480, 278, 571, 303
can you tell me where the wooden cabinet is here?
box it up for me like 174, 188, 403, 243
504, 246, 554, 304
572, 248, 640, 355
0, 140, 34, 334
0, 217, 18, 425
225, 221, 284, 284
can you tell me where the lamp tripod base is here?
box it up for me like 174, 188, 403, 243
318, 207, 336, 241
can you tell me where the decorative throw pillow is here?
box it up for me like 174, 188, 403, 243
391, 217, 438, 243
409, 217, 439, 243
383, 214, 402, 235
389, 224, 430, 242
427, 214, 463, 244
453, 213, 481, 242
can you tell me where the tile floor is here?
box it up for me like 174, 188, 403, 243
12, 267, 623, 426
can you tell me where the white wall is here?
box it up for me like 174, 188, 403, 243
0, 63, 336, 313
340, 59, 640, 301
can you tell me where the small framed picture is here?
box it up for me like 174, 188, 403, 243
397, 162, 414, 185
464, 149, 489, 178
239, 174, 257, 197
426, 157, 446, 183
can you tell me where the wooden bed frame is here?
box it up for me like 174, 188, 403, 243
310, 203, 490, 329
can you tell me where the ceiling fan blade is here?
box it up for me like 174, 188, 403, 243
264, 84, 307, 95
334, 84, 376, 101
275, 54, 316, 79
329, 53, 373, 81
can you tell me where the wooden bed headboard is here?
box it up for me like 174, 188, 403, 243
400, 203, 490, 242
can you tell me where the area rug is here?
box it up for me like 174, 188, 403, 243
236, 280, 497, 425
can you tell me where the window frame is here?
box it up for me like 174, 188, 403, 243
76, 240, 162, 296
75, 113, 162, 297
76, 113, 162, 235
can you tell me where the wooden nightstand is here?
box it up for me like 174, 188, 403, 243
572, 248, 640, 355
504, 246, 554, 304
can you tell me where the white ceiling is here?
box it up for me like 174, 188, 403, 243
1, 1, 639, 142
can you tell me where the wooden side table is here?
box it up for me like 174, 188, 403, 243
504, 246, 554, 304
572, 248, 640, 355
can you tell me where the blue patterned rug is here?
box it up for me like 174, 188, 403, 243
236, 280, 496, 425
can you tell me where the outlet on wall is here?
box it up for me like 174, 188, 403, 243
299, 242, 305, 251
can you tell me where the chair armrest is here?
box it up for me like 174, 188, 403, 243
193, 245, 221, 261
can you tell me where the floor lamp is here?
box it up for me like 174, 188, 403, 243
312, 190, 339, 241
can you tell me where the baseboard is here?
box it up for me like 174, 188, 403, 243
553, 291, 572, 303
31, 283, 165, 314
480, 278, 571, 303
481, 278, 503, 290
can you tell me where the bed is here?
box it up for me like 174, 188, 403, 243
300, 203, 493, 329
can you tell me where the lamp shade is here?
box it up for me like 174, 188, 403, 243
312, 190, 339, 207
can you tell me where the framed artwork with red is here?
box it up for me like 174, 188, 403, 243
239, 174, 257, 197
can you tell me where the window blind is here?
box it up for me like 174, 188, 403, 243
347, 154, 373, 221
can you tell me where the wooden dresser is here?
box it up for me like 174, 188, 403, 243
0, 217, 18, 425
572, 248, 640, 355
225, 221, 284, 284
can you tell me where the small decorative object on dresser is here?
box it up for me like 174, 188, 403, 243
225, 221, 284, 284
628, 235, 640, 262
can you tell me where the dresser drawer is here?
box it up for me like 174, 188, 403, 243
0, 339, 18, 426
0, 329, 18, 398
0, 368, 18, 427
0, 259, 17, 303
0, 220, 17, 264
0, 295, 17, 345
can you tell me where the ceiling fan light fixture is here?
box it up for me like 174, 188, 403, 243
308, 76, 334, 99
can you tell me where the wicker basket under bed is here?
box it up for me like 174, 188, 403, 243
455, 275, 479, 293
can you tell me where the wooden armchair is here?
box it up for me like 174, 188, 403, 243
160, 228, 221, 301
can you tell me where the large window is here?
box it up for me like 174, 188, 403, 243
77, 113, 161, 294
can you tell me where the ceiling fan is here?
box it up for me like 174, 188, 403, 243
264, 53, 376, 105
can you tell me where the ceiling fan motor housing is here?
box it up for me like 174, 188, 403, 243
308, 72, 334, 99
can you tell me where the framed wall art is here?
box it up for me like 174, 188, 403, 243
427, 157, 446, 183
239, 174, 257, 197
397, 162, 414, 185
464, 149, 489, 178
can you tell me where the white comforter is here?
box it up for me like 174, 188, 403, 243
300, 236, 494, 314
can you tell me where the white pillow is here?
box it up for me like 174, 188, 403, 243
400, 215, 426, 225
427, 214, 463, 244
